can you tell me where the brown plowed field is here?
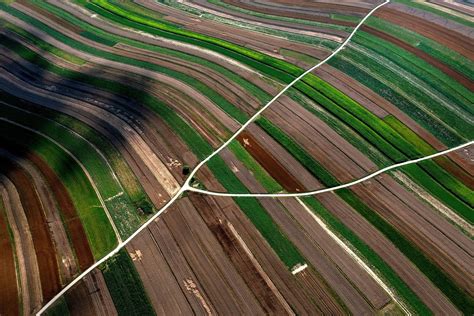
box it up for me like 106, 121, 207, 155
222, 0, 359, 26
66, 270, 117, 316
22, 148, 94, 271
0, 157, 61, 302
361, 25, 473, 90
351, 175, 473, 294
316, 191, 459, 313
0, 196, 19, 316
189, 0, 349, 38
188, 194, 293, 314
219, 148, 381, 313
237, 131, 305, 192
375, 7, 474, 59
247, 124, 322, 190
0, 176, 43, 314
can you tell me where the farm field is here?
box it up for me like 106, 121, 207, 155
0, 0, 472, 315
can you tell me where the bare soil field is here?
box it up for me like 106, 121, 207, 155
375, 6, 474, 58
360, 25, 473, 90
221, 0, 361, 26
66, 270, 117, 316
315, 191, 460, 314
0, 157, 61, 302
0, 194, 19, 316
0, 176, 43, 314
237, 131, 304, 192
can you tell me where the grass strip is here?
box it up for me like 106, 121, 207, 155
44, 297, 70, 316
100, 249, 155, 316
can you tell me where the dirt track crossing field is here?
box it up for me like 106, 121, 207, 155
2, 0, 472, 314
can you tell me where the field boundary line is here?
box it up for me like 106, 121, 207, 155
37, 2, 390, 314
181, 0, 391, 190
296, 197, 412, 315
0, 118, 123, 244
188, 141, 473, 197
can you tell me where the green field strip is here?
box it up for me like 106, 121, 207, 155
393, 0, 474, 28
73, 0, 304, 80
204, 0, 351, 31
0, 20, 86, 65
44, 297, 70, 316
354, 31, 474, 113
108, 0, 177, 27
365, 17, 474, 80
279, 48, 320, 65
328, 55, 465, 147
301, 197, 430, 315
100, 249, 155, 316
0, 4, 252, 125
285, 87, 391, 168
80, 30, 117, 46
0, 86, 144, 238
294, 74, 473, 217
330, 14, 362, 23
331, 47, 472, 140
207, 154, 305, 268
0, 120, 117, 259
26, 0, 273, 105
228, 140, 283, 193
257, 117, 474, 313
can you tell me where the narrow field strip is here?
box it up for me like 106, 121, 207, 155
37, 2, 449, 314
295, 197, 412, 315
0, 118, 122, 244
182, 0, 391, 190
188, 141, 474, 197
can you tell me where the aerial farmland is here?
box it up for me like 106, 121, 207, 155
0, 0, 472, 315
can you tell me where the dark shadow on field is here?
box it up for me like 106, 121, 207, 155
0, 28, 166, 313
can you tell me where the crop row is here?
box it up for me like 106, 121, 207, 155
1, 15, 306, 274
256, 117, 474, 313
0, 115, 116, 259
298, 73, 473, 220
365, 16, 474, 80
100, 249, 155, 315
